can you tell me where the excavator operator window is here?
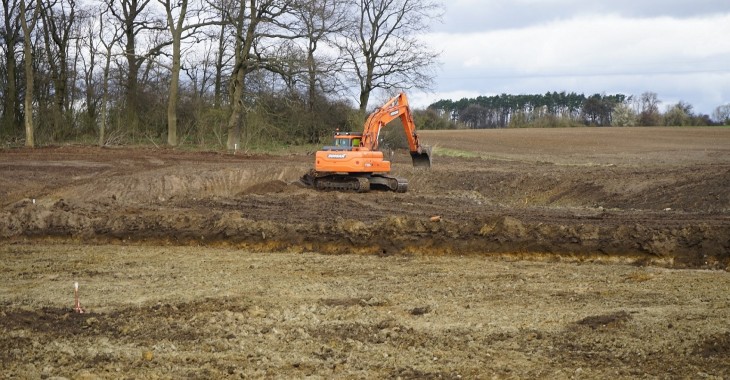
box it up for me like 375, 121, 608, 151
334, 138, 351, 148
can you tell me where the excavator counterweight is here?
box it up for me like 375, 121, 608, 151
300, 92, 431, 192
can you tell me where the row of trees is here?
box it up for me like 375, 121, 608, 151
428, 92, 730, 129
0, 0, 441, 148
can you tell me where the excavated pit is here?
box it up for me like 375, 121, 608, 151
1, 135, 729, 269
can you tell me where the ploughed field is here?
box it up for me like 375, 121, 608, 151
1, 127, 729, 378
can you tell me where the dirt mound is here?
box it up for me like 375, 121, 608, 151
51, 166, 302, 205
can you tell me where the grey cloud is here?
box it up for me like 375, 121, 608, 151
435, 0, 730, 33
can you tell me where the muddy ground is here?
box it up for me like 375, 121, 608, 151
1, 127, 729, 378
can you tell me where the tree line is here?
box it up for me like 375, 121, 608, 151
428, 92, 730, 129
0, 0, 441, 149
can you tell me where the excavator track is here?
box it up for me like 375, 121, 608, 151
300, 171, 407, 193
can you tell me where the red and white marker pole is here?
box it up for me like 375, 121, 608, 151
73, 282, 85, 313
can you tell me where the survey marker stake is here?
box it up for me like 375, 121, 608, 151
73, 282, 85, 313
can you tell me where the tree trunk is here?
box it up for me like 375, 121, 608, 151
226, 64, 245, 150
1, 51, 18, 135
49, 46, 69, 138
84, 48, 97, 127
99, 45, 112, 146
225, 0, 251, 151
306, 43, 316, 111
358, 72, 373, 115
162, 0, 188, 147
358, 57, 375, 115
22, 37, 34, 147
19, 0, 37, 147
167, 35, 181, 146
124, 25, 139, 133
358, 90, 370, 115
306, 47, 317, 143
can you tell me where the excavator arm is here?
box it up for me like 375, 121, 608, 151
359, 93, 432, 168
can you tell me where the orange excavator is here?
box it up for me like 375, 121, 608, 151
300, 92, 431, 192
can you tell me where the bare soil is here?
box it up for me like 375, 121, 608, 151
1, 127, 729, 378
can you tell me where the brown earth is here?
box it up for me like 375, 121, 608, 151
1, 127, 729, 378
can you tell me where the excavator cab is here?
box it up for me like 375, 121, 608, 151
322, 131, 362, 151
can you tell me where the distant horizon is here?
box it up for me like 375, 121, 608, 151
418, 90, 708, 114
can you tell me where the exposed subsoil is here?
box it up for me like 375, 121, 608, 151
1, 127, 729, 378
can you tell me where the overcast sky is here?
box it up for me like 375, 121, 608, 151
409, 0, 730, 116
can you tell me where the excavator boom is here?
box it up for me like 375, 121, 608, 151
360, 93, 432, 167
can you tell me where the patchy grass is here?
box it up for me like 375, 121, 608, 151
432, 147, 481, 158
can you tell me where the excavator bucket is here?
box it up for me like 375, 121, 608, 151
410, 146, 432, 169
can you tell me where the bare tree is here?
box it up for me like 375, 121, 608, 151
205, 0, 235, 109
223, 0, 299, 150
94, 6, 122, 146
106, 0, 167, 132
713, 104, 730, 125
296, 0, 347, 109
76, 7, 97, 133
183, 43, 216, 99
160, 0, 188, 146
19, 0, 41, 147
341, 0, 441, 114
225, 0, 255, 150
638, 91, 661, 126
158, 0, 221, 146
39, 0, 76, 135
